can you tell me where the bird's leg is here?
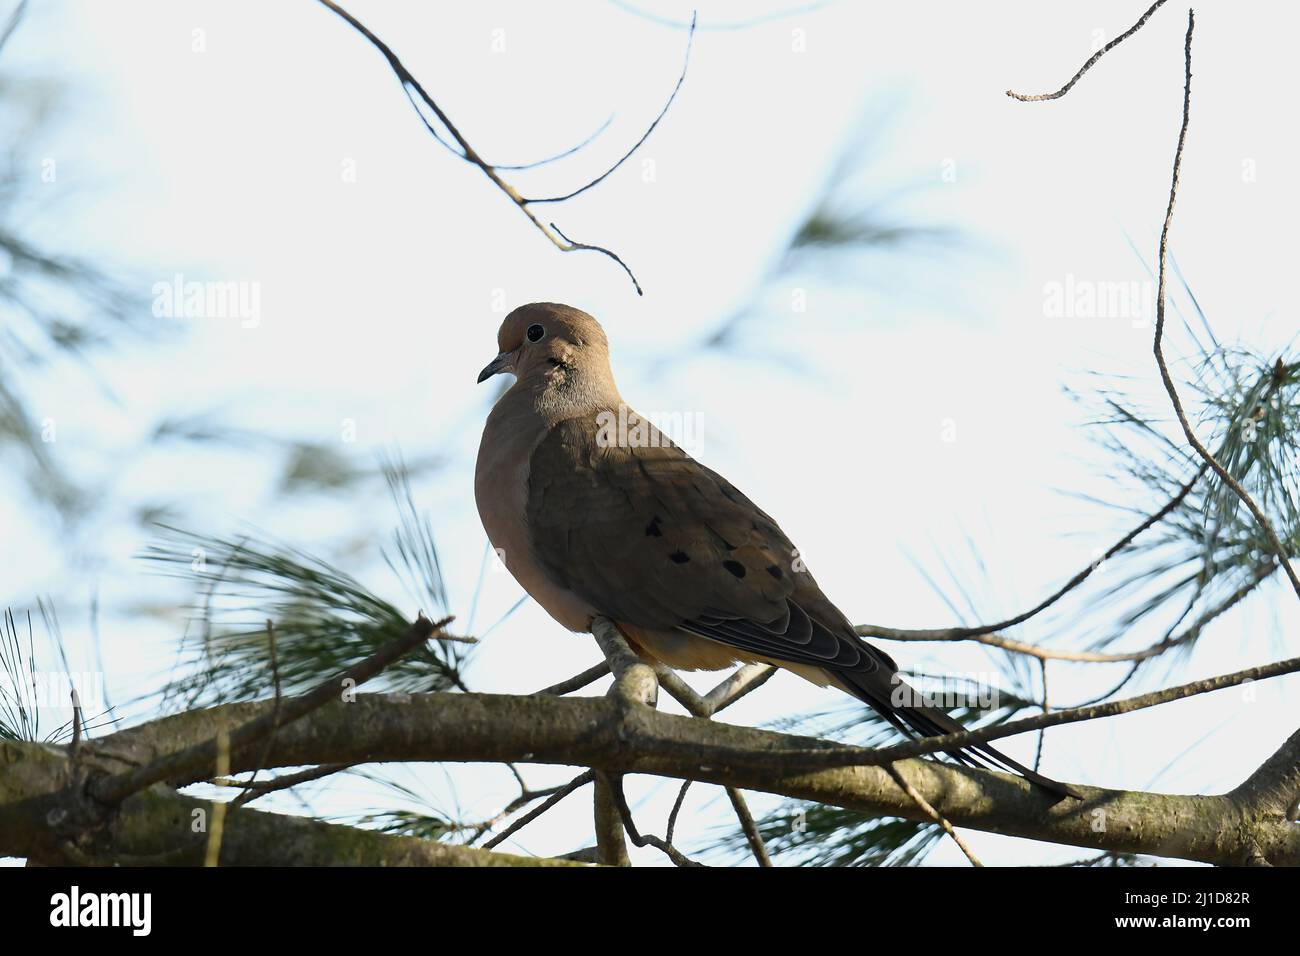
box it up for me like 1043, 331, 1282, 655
591, 616, 658, 708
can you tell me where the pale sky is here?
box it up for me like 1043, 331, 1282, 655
2, 0, 1297, 865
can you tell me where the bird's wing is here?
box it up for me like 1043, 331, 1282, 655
524, 412, 897, 678
524, 411, 1083, 799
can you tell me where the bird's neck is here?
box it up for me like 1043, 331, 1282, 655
515, 364, 624, 429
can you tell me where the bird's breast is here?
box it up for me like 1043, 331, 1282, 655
475, 404, 598, 633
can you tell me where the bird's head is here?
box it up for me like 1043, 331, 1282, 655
477, 302, 613, 397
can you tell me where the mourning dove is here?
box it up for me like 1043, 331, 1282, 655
476, 302, 1078, 799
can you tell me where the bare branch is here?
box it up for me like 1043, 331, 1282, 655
228, 762, 354, 808
548, 222, 644, 296
1148, 11, 1300, 603
593, 773, 631, 866
524, 14, 695, 203
0, 0, 27, 58
702, 662, 776, 714
313, 0, 696, 295
1006, 0, 1170, 102
599, 771, 704, 867
77, 689, 1300, 864
885, 763, 982, 867
796, 650, 1300, 772
492, 114, 615, 171
482, 770, 595, 850
534, 661, 610, 697
857, 463, 1209, 660
724, 786, 773, 867
665, 779, 691, 844
1231, 726, 1300, 820
231, 619, 282, 807
652, 662, 771, 865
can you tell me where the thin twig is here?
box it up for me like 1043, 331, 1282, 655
204, 727, 231, 867
69, 687, 83, 758
886, 763, 983, 867
600, 771, 705, 867
534, 661, 610, 696
231, 620, 283, 806
525, 13, 695, 203
0, 0, 27, 58
724, 787, 773, 867
314, 0, 696, 295
611, 0, 825, 32
702, 662, 777, 715
549, 222, 644, 296
1148, 12, 1300, 604
858, 463, 1207, 659
229, 762, 355, 809
1033, 658, 1050, 772
774, 649, 1300, 772
652, 662, 771, 865
482, 770, 595, 850
493, 114, 615, 171
1006, 0, 1169, 101
665, 779, 691, 844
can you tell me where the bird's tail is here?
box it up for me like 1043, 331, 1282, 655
836, 669, 1082, 801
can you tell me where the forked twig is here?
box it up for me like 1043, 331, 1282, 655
482, 770, 594, 850
315, 0, 698, 295
599, 771, 705, 867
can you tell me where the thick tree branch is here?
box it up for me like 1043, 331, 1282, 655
0, 738, 579, 866
593, 773, 631, 866
88, 614, 447, 804
1231, 726, 1300, 821
64, 684, 1300, 865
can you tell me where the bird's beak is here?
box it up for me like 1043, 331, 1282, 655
477, 352, 512, 384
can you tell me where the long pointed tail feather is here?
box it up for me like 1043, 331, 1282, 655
836, 670, 1082, 801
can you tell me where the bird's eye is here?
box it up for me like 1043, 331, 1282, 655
526, 324, 546, 343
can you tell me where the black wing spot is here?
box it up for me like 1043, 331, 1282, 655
669, 550, 690, 564
723, 560, 746, 579
645, 516, 663, 537
767, 564, 783, 579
